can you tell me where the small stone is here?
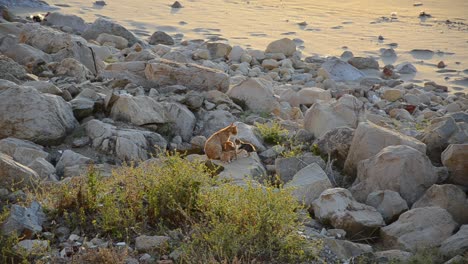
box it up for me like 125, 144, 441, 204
171, 1, 183, 8
378, 35, 384, 40
149, 31, 175, 45
94, 1, 107, 5
437, 61, 446, 68
382, 89, 403, 102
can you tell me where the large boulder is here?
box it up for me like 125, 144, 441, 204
312, 188, 385, 238
265, 38, 296, 56
1, 201, 45, 238
226, 78, 281, 114
19, 23, 72, 54
110, 94, 168, 126
96, 33, 128, 49
279, 87, 332, 107
1, 43, 51, 73
323, 238, 373, 261
365, 190, 408, 224
442, 144, 468, 187
196, 110, 236, 138
214, 153, 267, 185
232, 122, 266, 152
0, 153, 39, 188
318, 58, 365, 82
100, 61, 150, 87
412, 184, 468, 225
51, 58, 94, 82
0, 54, 31, 84
163, 102, 196, 142
145, 59, 230, 93
148, 31, 174, 45
55, 150, 92, 177
380, 207, 458, 252
350, 145, 439, 205
0, 80, 78, 145
344, 122, 426, 177
82, 18, 138, 46
440, 225, 468, 258
206, 42, 232, 59
86, 120, 167, 162
135, 235, 170, 253
275, 153, 326, 183
304, 95, 365, 138
284, 163, 332, 208
419, 117, 467, 164
43, 12, 89, 33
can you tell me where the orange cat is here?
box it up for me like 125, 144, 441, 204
204, 123, 238, 160
220, 141, 238, 163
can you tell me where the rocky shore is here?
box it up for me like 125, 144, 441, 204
0, 2, 467, 264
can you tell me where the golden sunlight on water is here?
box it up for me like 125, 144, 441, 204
14, 0, 468, 89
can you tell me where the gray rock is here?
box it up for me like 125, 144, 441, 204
0, 137, 48, 165
214, 153, 266, 185
233, 122, 265, 152
149, 31, 174, 45
14, 239, 49, 254
323, 238, 373, 261
312, 188, 385, 238
265, 38, 296, 56
145, 59, 230, 93
226, 78, 280, 114
380, 207, 458, 252
304, 95, 364, 138
56, 150, 92, 177
19, 23, 73, 54
442, 144, 468, 187
96, 33, 128, 49
348, 57, 379, 70
440, 225, 468, 258
0, 153, 39, 188
318, 58, 365, 82
284, 163, 332, 208
1, 201, 45, 238
43, 12, 89, 33
28, 158, 56, 180
0, 81, 78, 145
279, 87, 332, 107
24, 81, 62, 96
206, 42, 232, 59
365, 190, 408, 224
275, 153, 326, 183
420, 117, 467, 164
51, 58, 94, 82
82, 18, 139, 46
196, 110, 236, 138
86, 119, 167, 162
350, 145, 439, 205
344, 122, 426, 178
396, 62, 417, 74
64, 163, 115, 178
135, 235, 170, 253
110, 94, 168, 126
412, 184, 468, 225
0, 0, 48, 7
0, 54, 31, 84
374, 250, 413, 263
163, 102, 196, 141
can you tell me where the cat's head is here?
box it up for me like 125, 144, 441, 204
228, 123, 238, 135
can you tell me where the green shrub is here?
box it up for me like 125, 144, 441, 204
40, 153, 216, 239
180, 183, 320, 263
256, 120, 288, 144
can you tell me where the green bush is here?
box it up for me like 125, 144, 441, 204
180, 183, 320, 263
256, 120, 288, 144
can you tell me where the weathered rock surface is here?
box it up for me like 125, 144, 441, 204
323, 238, 373, 260
19, 23, 72, 54
43, 12, 89, 33
149, 31, 174, 45
233, 122, 266, 152
145, 59, 230, 93
0, 80, 78, 145
96, 33, 128, 49
135, 235, 170, 253
344, 122, 426, 177
206, 42, 232, 59
312, 188, 385, 238
163, 102, 196, 142
275, 153, 326, 183
82, 18, 139, 46
380, 207, 458, 252
0, 54, 32, 83
365, 190, 408, 224
442, 144, 468, 187
0, 0, 49, 8
279, 87, 332, 107
440, 225, 468, 258
304, 95, 365, 138
348, 57, 379, 70
265, 38, 296, 56
55, 150, 92, 177
419, 116, 467, 164
1, 201, 45, 238
227, 78, 281, 113
86, 119, 167, 162
374, 250, 413, 263
284, 163, 332, 208
318, 58, 365, 82
110, 94, 168, 126
350, 145, 439, 205
0, 153, 39, 188
412, 184, 468, 225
